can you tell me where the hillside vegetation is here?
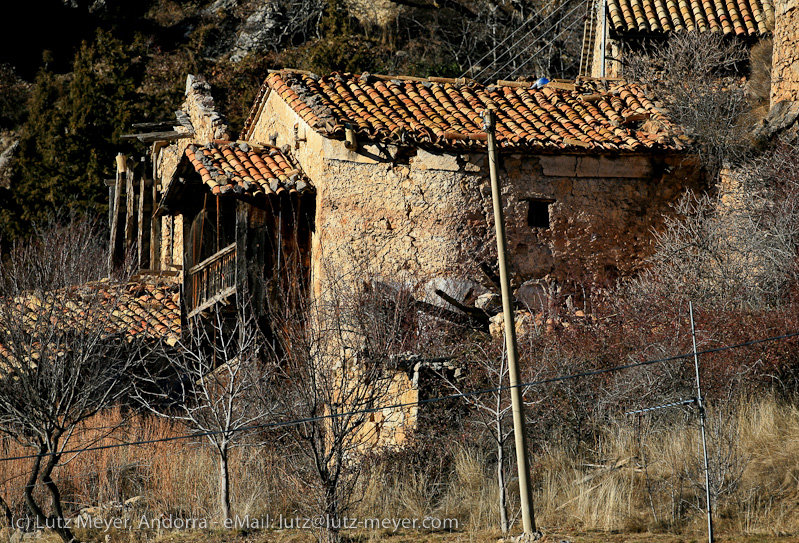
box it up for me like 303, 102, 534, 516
0, 0, 585, 242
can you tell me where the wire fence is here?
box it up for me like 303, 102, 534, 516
1, 329, 796, 465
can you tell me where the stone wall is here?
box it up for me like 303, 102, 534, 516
772, 0, 799, 104
246, 84, 704, 447
251, 92, 701, 296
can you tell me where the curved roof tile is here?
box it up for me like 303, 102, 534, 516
185, 141, 313, 197
607, 0, 773, 36
260, 71, 685, 153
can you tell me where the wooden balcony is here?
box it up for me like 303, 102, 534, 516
185, 242, 237, 317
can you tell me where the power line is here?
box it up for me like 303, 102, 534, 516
462, 1, 569, 81
1, 329, 796, 464
473, 0, 589, 83
503, 13, 587, 81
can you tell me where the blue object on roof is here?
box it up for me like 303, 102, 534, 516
533, 77, 550, 89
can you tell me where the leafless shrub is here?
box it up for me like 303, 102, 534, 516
0, 217, 150, 543
624, 31, 750, 176
134, 299, 269, 524
626, 147, 799, 310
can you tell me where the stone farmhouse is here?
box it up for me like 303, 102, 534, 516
116, 71, 704, 323
112, 66, 708, 443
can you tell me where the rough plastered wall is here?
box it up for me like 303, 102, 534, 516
772, 0, 799, 104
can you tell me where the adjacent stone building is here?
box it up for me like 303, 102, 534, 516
581, 0, 774, 77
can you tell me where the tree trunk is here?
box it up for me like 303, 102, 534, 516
322, 479, 341, 543
25, 444, 77, 543
496, 431, 509, 534
219, 446, 232, 524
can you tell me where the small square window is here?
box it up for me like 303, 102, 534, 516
527, 199, 553, 229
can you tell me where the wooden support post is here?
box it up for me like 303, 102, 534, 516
235, 200, 248, 302
108, 154, 126, 275
150, 175, 161, 271
138, 158, 152, 270
124, 158, 137, 263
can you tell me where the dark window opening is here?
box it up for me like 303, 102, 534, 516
527, 199, 553, 229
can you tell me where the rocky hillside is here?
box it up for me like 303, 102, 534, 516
0, 0, 586, 241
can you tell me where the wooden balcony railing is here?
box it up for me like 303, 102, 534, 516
185, 242, 237, 317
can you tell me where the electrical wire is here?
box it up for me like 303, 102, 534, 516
462, 1, 569, 80
473, 0, 589, 83
503, 13, 588, 81
1, 329, 796, 464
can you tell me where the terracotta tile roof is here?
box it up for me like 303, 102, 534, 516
607, 0, 773, 36
0, 281, 181, 367
257, 71, 685, 153
186, 141, 313, 196
113, 281, 181, 341
0, 281, 181, 371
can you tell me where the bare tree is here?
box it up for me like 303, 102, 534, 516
264, 262, 419, 543
623, 31, 750, 177
134, 300, 268, 524
0, 217, 149, 543
627, 152, 799, 311
435, 338, 515, 533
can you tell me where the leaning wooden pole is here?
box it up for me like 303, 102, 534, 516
484, 106, 536, 534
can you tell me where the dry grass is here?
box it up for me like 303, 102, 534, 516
0, 397, 797, 541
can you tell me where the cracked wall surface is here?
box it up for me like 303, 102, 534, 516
772, 0, 799, 104
252, 91, 701, 297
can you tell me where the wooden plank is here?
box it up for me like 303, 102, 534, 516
497, 80, 532, 89
547, 81, 577, 91
150, 176, 161, 270
131, 269, 180, 278
434, 289, 490, 325
187, 242, 236, 275
138, 170, 152, 270
187, 286, 237, 319
120, 130, 190, 143
236, 201, 247, 300
108, 154, 126, 275
131, 121, 174, 129
124, 160, 136, 261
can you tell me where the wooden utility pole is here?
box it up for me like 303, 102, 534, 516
689, 302, 714, 543
484, 106, 536, 534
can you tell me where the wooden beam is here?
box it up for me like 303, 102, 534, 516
124, 160, 137, 261
131, 121, 174, 129
137, 170, 149, 270
187, 242, 236, 276
120, 130, 191, 143
150, 173, 161, 271
235, 201, 248, 300
187, 286, 237, 319
108, 154, 126, 275
434, 289, 490, 325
